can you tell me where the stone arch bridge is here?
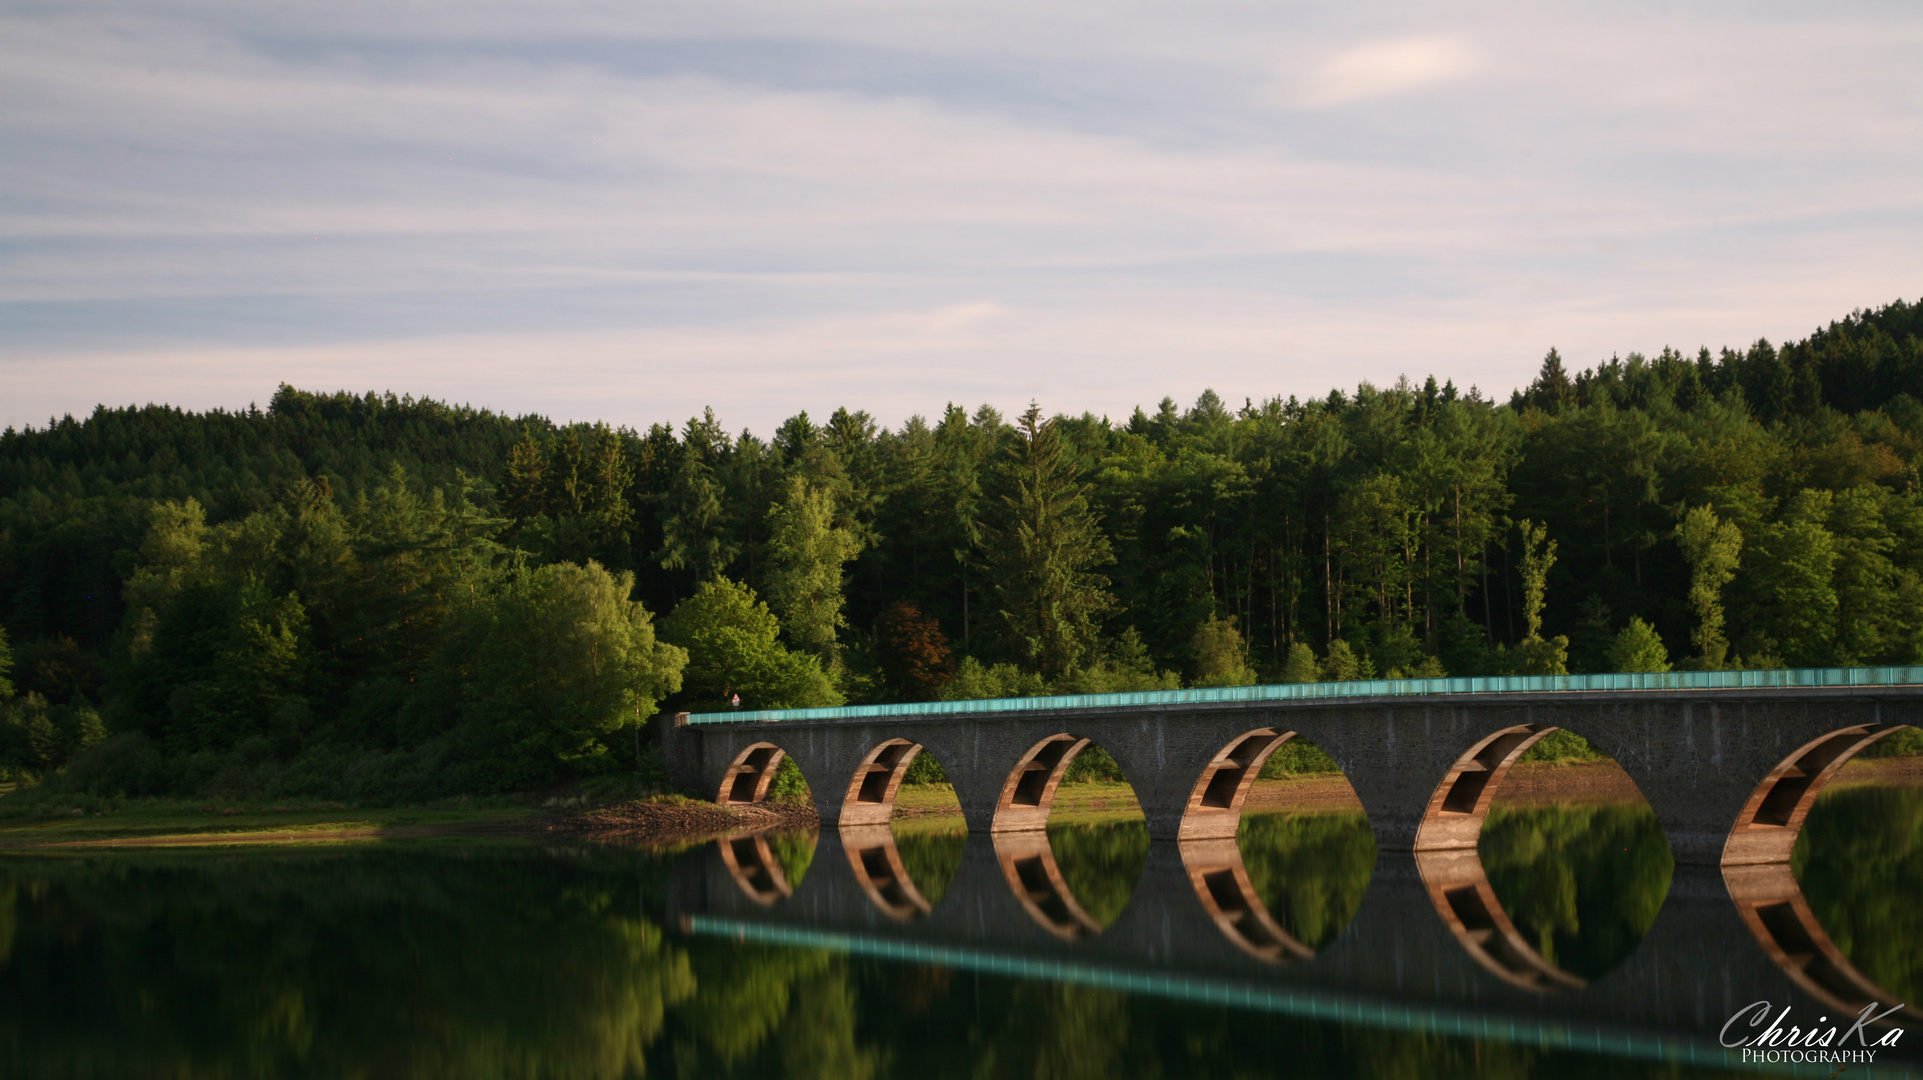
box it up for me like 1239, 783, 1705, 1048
662, 668, 1923, 1063
663, 666, 1923, 867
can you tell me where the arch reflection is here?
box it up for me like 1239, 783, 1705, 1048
718, 832, 796, 905
1177, 838, 1312, 964
1724, 860, 1921, 1027
991, 831, 1103, 940
838, 825, 934, 921
1415, 846, 1586, 992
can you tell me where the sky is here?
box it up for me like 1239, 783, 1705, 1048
3, 0, 1920, 437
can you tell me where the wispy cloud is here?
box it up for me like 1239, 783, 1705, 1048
1292, 36, 1481, 107
1, 2, 1920, 434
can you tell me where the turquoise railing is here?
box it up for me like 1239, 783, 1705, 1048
682, 665, 1923, 725
685, 916, 1767, 1073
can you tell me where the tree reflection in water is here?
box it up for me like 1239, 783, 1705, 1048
0, 840, 1760, 1079
1793, 783, 1923, 1006
1235, 811, 1376, 949
1476, 803, 1674, 980
888, 824, 966, 907
0, 847, 694, 1079
764, 829, 817, 889
1044, 820, 1150, 927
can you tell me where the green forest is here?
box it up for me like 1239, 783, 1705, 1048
2, 298, 1920, 799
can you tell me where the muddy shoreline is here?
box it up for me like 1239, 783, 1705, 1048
552, 798, 819, 845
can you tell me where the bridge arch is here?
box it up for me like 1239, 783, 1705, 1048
714, 741, 800, 806
1414, 721, 1682, 989
1178, 727, 1294, 840
837, 738, 926, 827
991, 733, 1094, 832
1414, 724, 1561, 851
1721, 723, 1914, 866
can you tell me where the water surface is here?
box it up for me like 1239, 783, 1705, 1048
0, 788, 1915, 1078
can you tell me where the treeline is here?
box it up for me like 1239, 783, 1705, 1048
1, 298, 1920, 797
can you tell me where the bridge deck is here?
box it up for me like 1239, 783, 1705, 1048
685, 665, 1923, 725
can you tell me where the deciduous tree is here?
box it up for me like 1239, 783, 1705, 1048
764, 477, 862, 665
1675, 505, 1741, 668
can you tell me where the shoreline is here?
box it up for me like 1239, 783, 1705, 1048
2, 755, 1916, 850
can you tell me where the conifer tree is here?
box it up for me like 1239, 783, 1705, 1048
985, 404, 1117, 678
657, 452, 736, 582
549, 428, 588, 516
585, 424, 635, 557
499, 425, 548, 521
1523, 348, 1575, 413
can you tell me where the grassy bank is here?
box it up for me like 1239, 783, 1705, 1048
0, 771, 683, 846
0, 796, 545, 846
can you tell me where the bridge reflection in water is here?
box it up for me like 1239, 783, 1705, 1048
670, 821, 1920, 1074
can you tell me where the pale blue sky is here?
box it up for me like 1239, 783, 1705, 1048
3, 1, 1919, 434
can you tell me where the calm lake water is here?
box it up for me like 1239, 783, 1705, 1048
1, 784, 1918, 1079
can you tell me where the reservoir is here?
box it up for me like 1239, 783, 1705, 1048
1, 756, 1917, 1078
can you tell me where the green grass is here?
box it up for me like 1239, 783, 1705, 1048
1045, 780, 1146, 825
0, 779, 596, 845
0, 797, 543, 845
891, 779, 1148, 826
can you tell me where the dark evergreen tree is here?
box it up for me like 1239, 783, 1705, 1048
983, 404, 1117, 677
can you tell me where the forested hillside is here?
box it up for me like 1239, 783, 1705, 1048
1, 298, 1919, 798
